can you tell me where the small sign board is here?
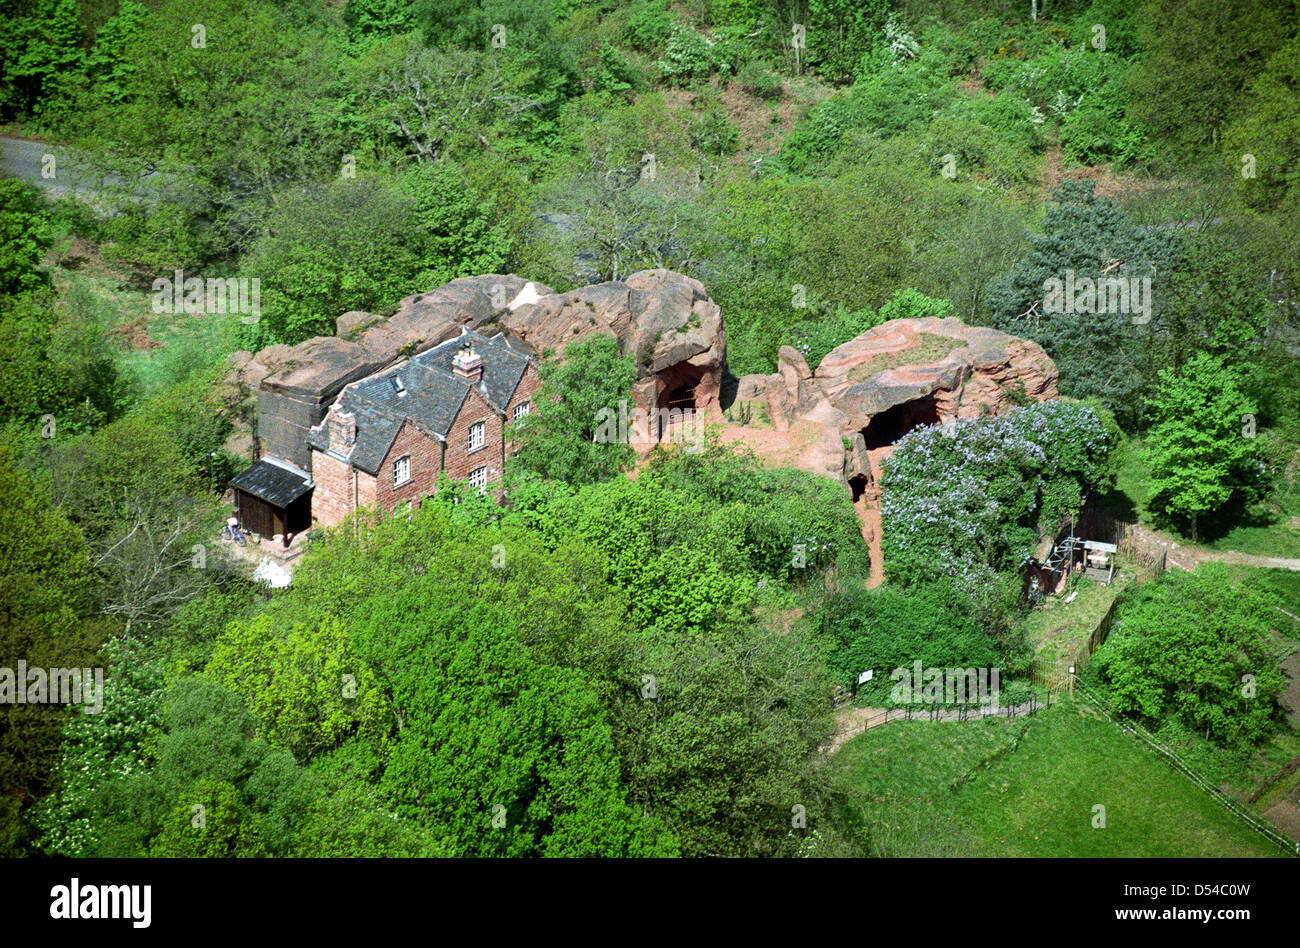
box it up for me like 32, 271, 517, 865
857, 669, 873, 685
1082, 540, 1118, 553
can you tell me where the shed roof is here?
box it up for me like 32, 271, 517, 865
229, 457, 313, 508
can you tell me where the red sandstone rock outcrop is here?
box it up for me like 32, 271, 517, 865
494, 268, 726, 414
222, 270, 727, 467
734, 317, 1058, 487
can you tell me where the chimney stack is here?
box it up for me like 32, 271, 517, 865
453, 340, 483, 383
327, 405, 356, 451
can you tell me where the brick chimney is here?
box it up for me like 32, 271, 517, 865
453, 340, 483, 383
327, 405, 356, 452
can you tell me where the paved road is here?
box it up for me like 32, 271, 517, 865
0, 135, 167, 205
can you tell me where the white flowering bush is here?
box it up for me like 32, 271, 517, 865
884, 17, 919, 63
32, 637, 165, 856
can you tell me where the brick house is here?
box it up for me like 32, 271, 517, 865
305, 328, 539, 527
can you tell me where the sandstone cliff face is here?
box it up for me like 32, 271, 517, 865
495, 268, 726, 412
735, 317, 1058, 486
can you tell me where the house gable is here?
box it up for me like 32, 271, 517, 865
375, 419, 443, 509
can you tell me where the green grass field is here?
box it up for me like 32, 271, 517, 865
1203, 478, 1300, 559
834, 700, 1280, 857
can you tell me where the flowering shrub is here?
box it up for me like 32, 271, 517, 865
880, 400, 1110, 599
33, 637, 165, 856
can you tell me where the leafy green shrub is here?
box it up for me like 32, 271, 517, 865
1066, 0, 1143, 59
781, 54, 955, 172
591, 39, 641, 94
793, 305, 883, 370
878, 287, 953, 322
507, 335, 637, 488
982, 45, 1145, 166
737, 59, 784, 99
816, 583, 998, 700
804, 0, 891, 85
919, 20, 994, 75
944, 90, 1044, 154
621, 0, 675, 54
0, 180, 53, 296
923, 115, 1040, 187
656, 25, 729, 84
1091, 565, 1286, 747
687, 94, 741, 155
1061, 93, 1149, 165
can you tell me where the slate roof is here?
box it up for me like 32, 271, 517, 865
307, 329, 531, 476
230, 457, 313, 508
411, 330, 530, 412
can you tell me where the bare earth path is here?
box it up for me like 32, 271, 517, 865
857, 447, 893, 589
1126, 521, 1300, 573
1197, 549, 1300, 571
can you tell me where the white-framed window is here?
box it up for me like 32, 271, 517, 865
467, 420, 486, 452
393, 455, 411, 487
511, 401, 530, 421
468, 466, 488, 491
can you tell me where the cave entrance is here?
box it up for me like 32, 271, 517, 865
660, 365, 703, 412
861, 395, 941, 450
848, 475, 869, 503
664, 382, 696, 411
655, 361, 705, 441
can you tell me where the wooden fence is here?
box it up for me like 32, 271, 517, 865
1084, 507, 1170, 577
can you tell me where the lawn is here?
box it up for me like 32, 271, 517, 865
832, 716, 1029, 857
834, 700, 1280, 857
1203, 478, 1300, 560
1111, 437, 1153, 521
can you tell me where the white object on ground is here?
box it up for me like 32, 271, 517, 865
253, 558, 292, 589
